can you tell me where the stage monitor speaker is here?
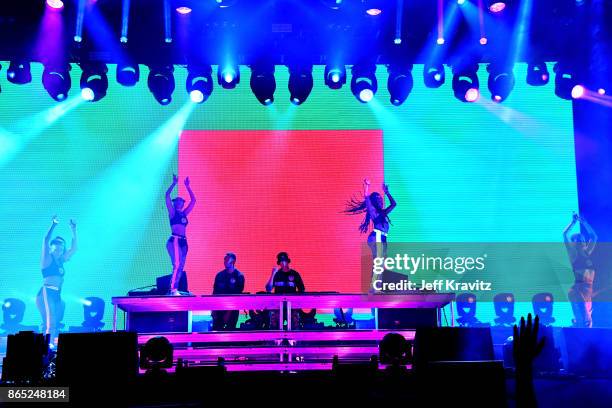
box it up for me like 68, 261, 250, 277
563, 327, 612, 378
156, 273, 188, 294
1, 331, 48, 384
413, 327, 494, 372
420, 361, 506, 407
56, 331, 138, 387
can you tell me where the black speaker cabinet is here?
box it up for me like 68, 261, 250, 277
413, 327, 495, 371
563, 327, 612, 378
56, 331, 138, 385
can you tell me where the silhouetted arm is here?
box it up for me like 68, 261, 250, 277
514, 314, 545, 408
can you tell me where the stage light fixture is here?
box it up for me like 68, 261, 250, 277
351, 64, 377, 103
217, 64, 240, 89
598, 88, 606, 95
465, 88, 480, 102
457, 0, 466, 5
423, 63, 445, 88
140, 336, 173, 371
80, 62, 109, 102
7, 61, 32, 85
324, 65, 346, 90
320, 0, 344, 9
364, 0, 383, 15
571, 85, 585, 99
176, 6, 192, 14
387, 64, 413, 106
148, 65, 175, 105
288, 65, 314, 105
47, 0, 64, 10
487, 63, 515, 103
487, 1, 506, 13
532, 293, 555, 326
526, 62, 549, 86
81, 296, 105, 331
493, 292, 516, 326
216, 0, 238, 8
379, 333, 410, 365
42, 63, 72, 102
116, 62, 140, 87
456, 293, 488, 327
186, 65, 213, 104
250, 63, 276, 106
2, 298, 26, 334
452, 64, 480, 103
436, 37, 445, 45
553, 62, 578, 100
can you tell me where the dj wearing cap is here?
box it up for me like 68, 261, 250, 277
212, 252, 245, 330
266, 252, 305, 329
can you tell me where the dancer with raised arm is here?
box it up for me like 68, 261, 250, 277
165, 174, 196, 296
563, 212, 597, 327
345, 178, 397, 259
36, 216, 77, 347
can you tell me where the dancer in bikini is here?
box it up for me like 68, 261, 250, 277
165, 174, 196, 295
37, 215, 77, 347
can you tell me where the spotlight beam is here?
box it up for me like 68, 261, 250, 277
163, 0, 172, 43
395, 0, 404, 44
121, 0, 131, 43
74, 0, 87, 42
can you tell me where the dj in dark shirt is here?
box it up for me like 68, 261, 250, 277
270, 269, 305, 294
212, 253, 245, 330
213, 269, 245, 295
265, 252, 305, 329
265, 252, 305, 294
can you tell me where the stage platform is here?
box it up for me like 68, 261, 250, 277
111, 292, 456, 330
112, 293, 454, 370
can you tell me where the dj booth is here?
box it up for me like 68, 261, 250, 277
111, 293, 455, 371
111, 292, 455, 331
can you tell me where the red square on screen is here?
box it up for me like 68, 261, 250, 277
177, 130, 383, 294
